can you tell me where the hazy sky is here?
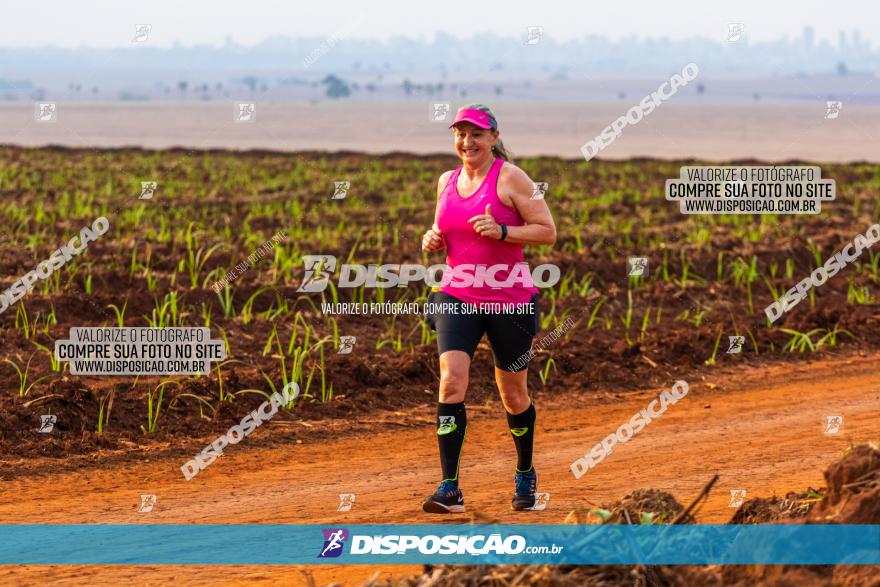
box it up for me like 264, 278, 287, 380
2, 0, 876, 48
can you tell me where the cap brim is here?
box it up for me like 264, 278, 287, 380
448, 116, 494, 129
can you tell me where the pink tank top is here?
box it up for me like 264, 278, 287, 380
435, 158, 539, 306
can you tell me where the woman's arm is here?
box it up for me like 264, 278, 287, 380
434, 170, 454, 229
422, 170, 454, 252
472, 165, 556, 246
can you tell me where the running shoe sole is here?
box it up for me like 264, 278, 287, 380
422, 499, 465, 514
510, 496, 537, 511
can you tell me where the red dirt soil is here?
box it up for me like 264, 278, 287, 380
0, 353, 877, 586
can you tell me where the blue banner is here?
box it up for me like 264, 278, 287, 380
0, 524, 877, 565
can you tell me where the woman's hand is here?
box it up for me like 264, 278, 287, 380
422, 223, 446, 252
468, 204, 502, 239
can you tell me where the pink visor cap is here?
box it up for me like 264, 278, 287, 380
449, 108, 497, 130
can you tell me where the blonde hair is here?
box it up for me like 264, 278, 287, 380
459, 103, 512, 162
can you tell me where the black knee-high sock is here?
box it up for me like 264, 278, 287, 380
436, 402, 467, 485
506, 403, 536, 472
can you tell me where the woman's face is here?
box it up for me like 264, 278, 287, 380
453, 122, 498, 166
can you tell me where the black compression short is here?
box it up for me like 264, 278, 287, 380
425, 291, 540, 372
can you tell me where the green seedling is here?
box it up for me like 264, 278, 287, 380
4, 355, 52, 396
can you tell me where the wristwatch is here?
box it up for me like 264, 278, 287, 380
499, 223, 508, 241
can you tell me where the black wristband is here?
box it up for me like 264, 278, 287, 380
499, 223, 508, 241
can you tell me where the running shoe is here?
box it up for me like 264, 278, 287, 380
422, 480, 465, 514
511, 469, 538, 511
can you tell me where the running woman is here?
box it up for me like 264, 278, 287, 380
420, 104, 557, 513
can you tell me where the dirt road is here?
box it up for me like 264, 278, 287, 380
1, 352, 877, 586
